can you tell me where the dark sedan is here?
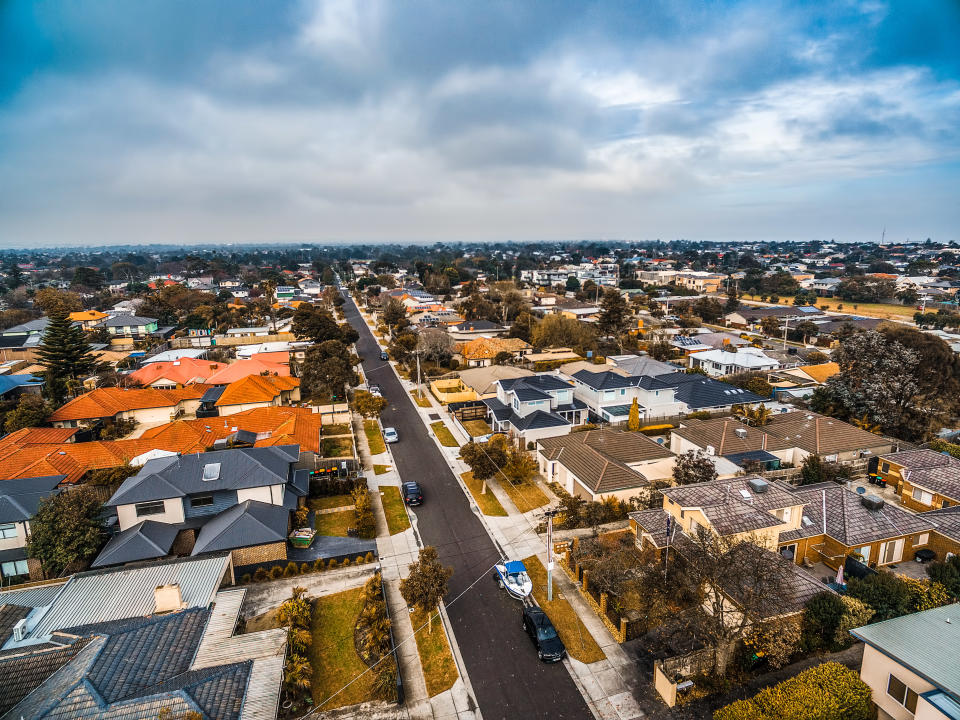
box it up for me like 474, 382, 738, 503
402, 481, 423, 506
521, 606, 566, 663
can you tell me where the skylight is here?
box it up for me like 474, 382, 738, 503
202, 463, 221, 481
739, 489, 751, 499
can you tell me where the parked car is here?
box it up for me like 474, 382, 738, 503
380, 351, 389, 361
402, 481, 423, 506
383, 427, 399, 443
369, 385, 382, 397
521, 606, 566, 663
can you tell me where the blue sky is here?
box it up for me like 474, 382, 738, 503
0, 0, 958, 247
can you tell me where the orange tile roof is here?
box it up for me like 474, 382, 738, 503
0, 427, 78, 449
205, 358, 290, 384
68, 310, 108, 322
128, 358, 227, 387
48, 386, 210, 422
215, 374, 299, 407
459, 337, 531, 361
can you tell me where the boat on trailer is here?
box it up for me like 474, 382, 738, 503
493, 560, 533, 599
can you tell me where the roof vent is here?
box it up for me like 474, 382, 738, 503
153, 583, 185, 613
748, 477, 769, 494
734, 428, 748, 439
12, 618, 27, 642
861, 494, 885, 511
202, 463, 221, 481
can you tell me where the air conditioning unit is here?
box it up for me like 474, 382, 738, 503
12, 618, 26, 642
734, 428, 748, 439
705, 445, 715, 456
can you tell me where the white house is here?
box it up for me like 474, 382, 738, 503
483, 374, 587, 445
687, 347, 780, 377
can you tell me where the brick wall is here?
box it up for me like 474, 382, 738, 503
231, 542, 287, 567
927, 530, 960, 561
26, 557, 44, 581
171, 529, 196, 555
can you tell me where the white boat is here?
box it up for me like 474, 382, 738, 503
493, 560, 533, 599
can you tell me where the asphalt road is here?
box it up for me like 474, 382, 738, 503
341, 292, 593, 720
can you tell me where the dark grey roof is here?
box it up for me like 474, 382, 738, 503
192, 500, 289, 555
483, 397, 513, 422
654, 372, 765, 409
607, 355, 678, 377
924, 506, 960, 543
571, 369, 637, 390
108, 445, 298, 505
0, 475, 64, 523
201, 385, 227, 402
0, 605, 30, 647
512, 386, 553, 402
0, 637, 93, 717
500, 374, 573, 393
91, 521, 180, 568
512, 410, 569, 432
454, 320, 504, 331
100, 314, 158, 327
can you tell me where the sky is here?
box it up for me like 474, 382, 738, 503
0, 0, 959, 248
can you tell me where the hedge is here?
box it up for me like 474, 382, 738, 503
713, 662, 872, 720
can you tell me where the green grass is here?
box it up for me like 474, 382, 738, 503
498, 477, 549, 513
315, 509, 355, 537
430, 421, 459, 448
364, 420, 386, 455
409, 608, 459, 697
322, 423, 351, 436
311, 587, 376, 709
461, 419, 492, 437
309, 494, 354, 511
373, 464, 391, 475
378, 486, 411, 535
322, 436, 354, 458
410, 389, 432, 407
523, 555, 606, 664
742, 294, 916, 321
461, 472, 507, 516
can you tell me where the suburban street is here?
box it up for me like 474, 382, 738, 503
341, 292, 594, 720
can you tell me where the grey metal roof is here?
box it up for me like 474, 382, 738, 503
513, 410, 569, 431
91, 520, 180, 568
28, 554, 229, 640
0, 582, 67, 609
0, 475, 64, 523
108, 445, 298, 506
850, 604, 960, 699
100, 314, 157, 327
1, 317, 49, 335
192, 500, 289, 555
655, 372, 765, 409
571, 369, 637, 390
606, 354, 677, 377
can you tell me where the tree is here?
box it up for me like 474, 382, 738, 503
71, 266, 105, 290
673, 449, 717, 485
927, 554, 960, 600
627, 398, 640, 431
846, 572, 911, 622
299, 340, 357, 402
353, 389, 387, 418
291, 305, 343, 343
597, 288, 631, 350
399, 546, 453, 634
4, 394, 52, 432
28, 486, 105, 577
565, 276, 580, 292
460, 440, 500, 495
759, 316, 781, 337
33, 288, 82, 315
417, 328, 455, 366
801, 591, 846, 652
502, 446, 537, 486
798, 454, 850, 486
530, 313, 596, 352
690, 297, 724, 324
35, 309, 99, 404
382, 297, 407, 330
645, 331, 674, 361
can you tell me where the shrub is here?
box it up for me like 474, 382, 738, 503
900, 575, 952, 613
284, 561, 299, 577
328, 558, 339, 570
685, 410, 711, 420
638, 423, 674, 436
341, 557, 352, 568
355, 555, 366, 565
253, 567, 269, 582
927, 554, 960, 599
833, 596, 874, 648
847, 572, 911, 622
270, 565, 285, 580
365, 551, 375, 563
802, 591, 846, 651
352, 487, 377, 539
240, 573, 252, 584
300, 563, 311, 575
713, 662, 872, 720
313, 558, 326, 572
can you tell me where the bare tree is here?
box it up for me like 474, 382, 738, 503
417, 328, 455, 365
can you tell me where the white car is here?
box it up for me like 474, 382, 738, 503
383, 427, 399, 443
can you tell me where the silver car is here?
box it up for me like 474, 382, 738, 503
383, 427, 399, 443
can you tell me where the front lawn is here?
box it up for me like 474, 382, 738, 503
311, 587, 376, 709
461, 419, 492, 437
364, 420, 386, 455
322, 436, 354, 458
378, 486, 410, 535
322, 423, 352, 436
309, 494, 354, 511
430, 421, 459, 448
461, 472, 507, 516
499, 477, 549, 513
522, 555, 606, 664
315, 509, 355, 537
410, 389, 431, 407
410, 608, 459, 697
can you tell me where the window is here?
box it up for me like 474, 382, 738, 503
887, 674, 918, 713
135, 501, 166, 517
912, 487, 934, 506
0, 523, 17, 540
190, 495, 214, 508
1, 560, 28, 577
880, 462, 890, 473
914, 533, 929, 546
824, 454, 838, 463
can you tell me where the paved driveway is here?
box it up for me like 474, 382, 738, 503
342, 292, 593, 720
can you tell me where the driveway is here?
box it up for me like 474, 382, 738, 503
342, 292, 593, 720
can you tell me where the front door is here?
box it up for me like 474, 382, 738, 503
881, 539, 904, 564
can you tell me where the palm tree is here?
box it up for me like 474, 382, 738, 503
285, 655, 313, 691
852, 413, 881, 433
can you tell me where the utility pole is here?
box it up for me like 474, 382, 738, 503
416, 348, 423, 400
782, 317, 790, 350
543, 509, 560, 601
663, 515, 674, 582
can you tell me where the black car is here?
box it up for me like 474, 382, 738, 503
380, 351, 389, 361
521, 606, 566, 662
402, 481, 423, 506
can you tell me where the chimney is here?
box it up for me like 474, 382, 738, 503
154, 583, 185, 614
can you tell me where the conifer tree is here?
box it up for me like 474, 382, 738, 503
36, 309, 98, 404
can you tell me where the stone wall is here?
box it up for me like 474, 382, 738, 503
231, 542, 287, 568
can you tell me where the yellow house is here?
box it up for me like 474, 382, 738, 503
69, 310, 109, 330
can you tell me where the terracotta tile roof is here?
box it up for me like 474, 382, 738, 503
48, 386, 210, 422
204, 358, 290, 384
128, 358, 227, 387
0, 427, 78, 450
539, 427, 674, 465
764, 411, 893, 456
458, 337, 531, 361
214, 375, 299, 407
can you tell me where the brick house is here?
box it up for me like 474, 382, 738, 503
873, 449, 960, 512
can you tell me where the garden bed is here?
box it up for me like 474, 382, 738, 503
364, 420, 386, 455
460, 471, 507, 516
378, 486, 411, 535
409, 608, 459, 696
430, 421, 459, 447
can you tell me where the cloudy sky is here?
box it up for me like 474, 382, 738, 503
1, 0, 958, 248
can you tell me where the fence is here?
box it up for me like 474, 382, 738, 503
447, 400, 489, 422
560, 550, 631, 643
654, 647, 717, 707
380, 576, 405, 705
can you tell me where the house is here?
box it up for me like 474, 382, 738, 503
537, 428, 675, 502
687, 347, 780, 377
605, 354, 677, 377
456, 365, 534, 399
669, 418, 794, 472
0, 475, 64, 582
0, 555, 286, 720
565, 368, 652, 423
483, 374, 588, 444
521, 347, 583, 369
0, 373, 44, 400
873, 449, 960, 512
204, 356, 291, 383
448, 319, 506, 340
674, 272, 726, 294
768, 362, 840, 400
99, 314, 159, 338
225, 326, 271, 338
67, 309, 109, 330
850, 604, 960, 720
724, 305, 824, 330
212, 374, 300, 416
97, 445, 307, 570
128, 357, 228, 389
456, 337, 532, 367
671, 332, 749, 355
801, 277, 842, 296
48, 386, 210, 429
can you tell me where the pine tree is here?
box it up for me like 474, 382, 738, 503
36, 310, 98, 404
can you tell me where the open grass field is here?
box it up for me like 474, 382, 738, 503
378, 485, 411, 535
309, 494, 354, 511
311, 587, 376, 709
409, 608, 459, 696
315, 509, 355, 537
522, 555, 606, 664
498, 476, 549, 513
742, 294, 916, 322
430, 421, 459, 447
364, 420, 386, 455
460, 471, 507, 516
461, 419, 492, 437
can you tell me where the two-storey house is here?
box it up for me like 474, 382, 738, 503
872, 449, 960, 512
0, 475, 63, 582
483, 374, 587, 445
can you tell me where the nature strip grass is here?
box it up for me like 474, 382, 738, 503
410, 389, 432, 407
379, 485, 411, 535
430, 421, 459, 447
522, 555, 606, 664
460, 471, 507, 516
373, 464, 391, 475
311, 587, 376, 709
497, 476, 549, 513
409, 607, 459, 696
364, 419, 386, 455
315, 509, 356, 537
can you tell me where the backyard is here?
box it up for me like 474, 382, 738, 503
309, 494, 354, 511
460, 471, 507, 516
461, 419, 492, 437
378, 485, 411, 535
315, 509, 355, 537
430, 421, 459, 448
310, 587, 376, 709
322, 436, 354, 458
409, 608, 459, 696
364, 420, 386, 455
322, 424, 352, 436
